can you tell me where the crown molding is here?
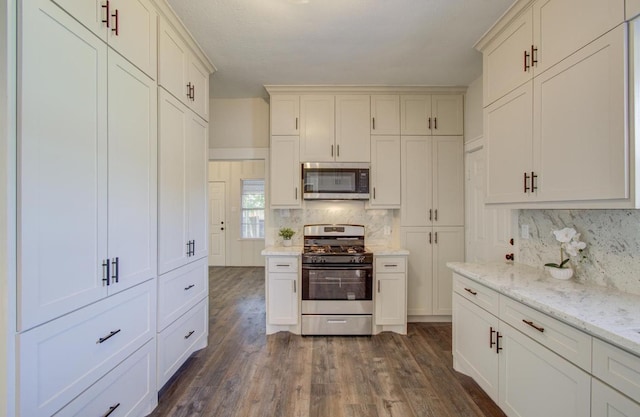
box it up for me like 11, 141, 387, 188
474, 0, 535, 52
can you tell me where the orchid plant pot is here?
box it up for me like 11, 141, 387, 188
546, 266, 574, 280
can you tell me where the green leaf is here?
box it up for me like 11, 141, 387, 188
544, 263, 561, 268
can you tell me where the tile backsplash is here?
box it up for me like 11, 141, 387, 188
267, 201, 398, 247
519, 209, 640, 295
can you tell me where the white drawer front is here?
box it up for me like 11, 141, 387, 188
158, 298, 208, 388
375, 257, 406, 273
158, 258, 208, 330
499, 295, 592, 372
593, 338, 640, 403
592, 377, 640, 417
268, 256, 298, 273
54, 340, 157, 417
19, 281, 156, 417
453, 273, 499, 316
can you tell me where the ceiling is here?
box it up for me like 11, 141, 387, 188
166, 0, 515, 98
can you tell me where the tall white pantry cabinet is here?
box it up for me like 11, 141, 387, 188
14, 0, 215, 415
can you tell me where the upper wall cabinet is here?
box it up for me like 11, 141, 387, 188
271, 95, 300, 135
335, 95, 371, 162
299, 95, 335, 162
628, 0, 640, 20
159, 18, 209, 121
50, 0, 158, 79
482, 0, 624, 106
400, 95, 464, 136
371, 95, 400, 135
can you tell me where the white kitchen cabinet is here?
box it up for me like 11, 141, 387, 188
19, 1, 157, 329
593, 338, 640, 403
54, 339, 157, 417
158, 257, 208, 331
335, 95, 371, 162
629, 0, 640, 20
400, 226, 463, 317
374, 257, 407, 329
369, 136, 401, 208
592, 378, 640, 417
482, 0, 623, 107
270, 95, 300, 135
299, 95, 335, 162
400, 95, 463, 136
498, 323, 591, 417
270, 136, 302, 208
371, 95, 400, 135
158, 89, 209, 275
19, 280, 155, 417
50, 0, 157, 79
158, 17, 209, 121
453, 293, 500, 403
401, 136, 464, 226
266, 256, 299, 328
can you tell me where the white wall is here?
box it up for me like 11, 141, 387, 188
210, 98, 269, 149
209, 160, 265, 266
464, 75, 483, 142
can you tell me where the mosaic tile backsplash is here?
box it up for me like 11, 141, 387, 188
518, 209, 640, 295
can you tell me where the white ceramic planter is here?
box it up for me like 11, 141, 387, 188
282, 239, 292, 247
546, 266, 574, 280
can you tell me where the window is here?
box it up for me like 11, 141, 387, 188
241, 179, 265, 239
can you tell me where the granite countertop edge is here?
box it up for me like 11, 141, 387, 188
447, 261, 640, 357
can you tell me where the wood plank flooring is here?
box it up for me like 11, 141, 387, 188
149, 267, 506, 417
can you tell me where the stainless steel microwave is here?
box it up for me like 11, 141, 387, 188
302, 162, 370, 200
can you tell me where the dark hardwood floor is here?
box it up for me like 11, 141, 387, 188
149, 266, 506, 417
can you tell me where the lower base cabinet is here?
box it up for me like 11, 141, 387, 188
592, 378, 640, 417
54, 340, 157, 417
374, 256, 407, 334
265, 256, 299, 333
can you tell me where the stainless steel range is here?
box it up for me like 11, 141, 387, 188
301, 224, 373, 336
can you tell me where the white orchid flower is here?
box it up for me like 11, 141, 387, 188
553, 227, 577, 243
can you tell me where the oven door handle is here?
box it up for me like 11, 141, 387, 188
302, 264, 372, 270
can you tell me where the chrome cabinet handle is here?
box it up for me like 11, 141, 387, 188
327, 320, 347, 324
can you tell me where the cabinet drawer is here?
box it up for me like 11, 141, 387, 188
54, 340, 157, 417
301, 315, 372, 336
453, 273, 499, 316
593, 338, 640, 403
499, 295, 592, 371
375, 257, 406, 273
158, 298, 208, 388
19, 281, 155, 417
268, 256, 298, 273
158, 258, 208, 330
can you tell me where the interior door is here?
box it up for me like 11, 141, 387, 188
209, 182, 226, 266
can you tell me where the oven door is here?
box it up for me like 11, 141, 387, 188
302, 265, 372, 301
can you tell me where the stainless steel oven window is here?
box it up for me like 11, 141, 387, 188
302, 266, 372, 301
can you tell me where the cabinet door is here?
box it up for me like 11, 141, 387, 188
375, 273, 405, 325
270, 136, 301, 208
401, 136, 432, 226
271, 95, 300, 135
485, 82, 534, 204
107, 49, 157, 295
400, 227, 433, 316
431, 95, 464, 135
188, 57, 210, 121
592, 379, 640, 417
483, 10, 532, 106
371, 95, 400, 135
432, 227, 464, 316
533, 25, 628, 202
158, 19, 189, 105
532, 0, 623, 75
335, 95, 370, 162
108, 0, 157, 80
19, 0, 108, 329
158, 90, 189, 275
400, 95, 431, 135
498, 324, 591, 417
267, 273, 298, 325
300, 95, 335, 162
187, 113, 209, 261
628, 0, 640, 20
370, 136, 401, 208
50, 0, 108, 40
452, 294, 499, 403
432, 136, 464, 226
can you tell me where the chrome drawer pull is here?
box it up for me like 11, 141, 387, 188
102, 403, 120, 417
522, 319, 545, 333
464, 287, 477, 296
97, 329, 121, 344
184, 330, 195, 339
327, 320, 347, 324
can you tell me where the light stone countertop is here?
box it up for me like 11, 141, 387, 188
447, 261, 640, 356
261, 246, 409, 256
